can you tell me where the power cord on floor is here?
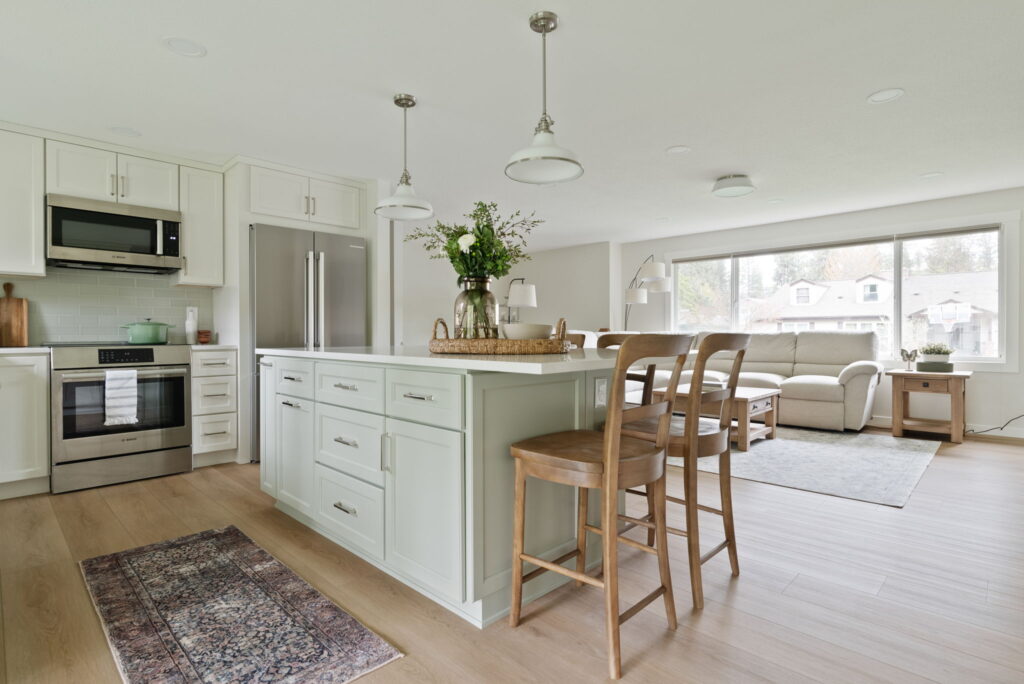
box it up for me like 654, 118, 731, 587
966, 414, 1024, 435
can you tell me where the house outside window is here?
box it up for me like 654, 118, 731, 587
795, 287, 810, 304
863, 283, 879, 302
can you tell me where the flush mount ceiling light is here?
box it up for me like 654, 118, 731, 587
162, 37, 207, 57
375, 93, 434, 221
712, 174, 756, 197
867, 87, 904, 104
108, 126, 141, 137
665, 145, 692, 155
505, 11, 583, 184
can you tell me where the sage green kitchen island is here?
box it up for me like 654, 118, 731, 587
255, 346, 621, 627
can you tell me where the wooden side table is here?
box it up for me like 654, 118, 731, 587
653, 385, 780, 451
887, 370, 972, 443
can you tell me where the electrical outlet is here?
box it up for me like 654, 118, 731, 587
595, 378, 608, 408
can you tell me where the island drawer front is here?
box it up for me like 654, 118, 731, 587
315, 403, 386, 487
386, 369, 464, 430
315, 464, 384, 562
192, 376, 238, 415
192, 350, 237, 377
192, 413, 238, 454
315, 363, 385, 414
275, 358, 314, 399
903, 378, 949, 393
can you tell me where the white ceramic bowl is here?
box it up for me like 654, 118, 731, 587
501, 323, 554, 340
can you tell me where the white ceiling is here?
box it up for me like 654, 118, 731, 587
3, 0, 1024, 249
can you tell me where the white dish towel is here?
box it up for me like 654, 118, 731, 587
104, 369, 139, 426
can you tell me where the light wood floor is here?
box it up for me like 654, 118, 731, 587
1, 437, 1023, 683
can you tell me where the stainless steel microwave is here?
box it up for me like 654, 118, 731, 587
46, 194, 183, 273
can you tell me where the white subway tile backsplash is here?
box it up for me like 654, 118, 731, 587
2, 267, 214, 345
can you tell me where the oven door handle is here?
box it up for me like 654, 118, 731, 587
58, 367, 190, 382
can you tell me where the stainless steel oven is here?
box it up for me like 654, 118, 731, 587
49, 344, 192, 493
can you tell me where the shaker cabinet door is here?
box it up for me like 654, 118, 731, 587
250, 166, 310, 222
117, 154, 179, 210
275, 393, 315, 516
259, 358, 278, 497
0, 130, 45, 277
45, 140, 117, 202
0, 355, 49, 483
308, 178, 361, 229
175, 166, 223, 286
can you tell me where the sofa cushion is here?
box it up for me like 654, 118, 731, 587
781, 375, 845, 402
738, 372, 787, 389
793, 332, 877, 377
704, 332, 796, 376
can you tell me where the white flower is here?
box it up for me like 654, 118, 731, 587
457, 233, 476, 253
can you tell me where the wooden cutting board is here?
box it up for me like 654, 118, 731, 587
0, 283, 28, 347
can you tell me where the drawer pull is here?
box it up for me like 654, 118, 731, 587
203, 393, 229, 398
334, 382, 359, 391
333, 436, 359, 448
283, 375, 302, 382
203, 361, 229, 366
203, 431, 229, 437
403, 392, 434, 401
333, 501, 358, 517
281, 400, 301, 408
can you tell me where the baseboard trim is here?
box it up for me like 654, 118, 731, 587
193, 451, 239, 468
0, 476, 50, 501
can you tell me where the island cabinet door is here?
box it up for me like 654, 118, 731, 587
275, 393, 315, 517
385, 418, 464, 603
259, 358, 277, 496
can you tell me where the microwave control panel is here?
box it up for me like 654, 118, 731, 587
98, 348, 155, 364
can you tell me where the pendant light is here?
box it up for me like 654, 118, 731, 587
505, 11, 583, 184
375, 93, 434, 221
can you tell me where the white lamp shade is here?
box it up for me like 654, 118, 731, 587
505, 131, 584, 184
638, 261, 666, 281
625, 287, 648, 304
507, 282, 537, 308
374, 181, 434, 221
646, 277, 671, 293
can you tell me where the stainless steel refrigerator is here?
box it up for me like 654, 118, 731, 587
250, 223, 367, 460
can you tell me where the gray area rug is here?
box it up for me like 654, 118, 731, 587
669, 427, 939, 507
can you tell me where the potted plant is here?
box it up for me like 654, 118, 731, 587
919, 342, 954, 363
405, 202, 542, 339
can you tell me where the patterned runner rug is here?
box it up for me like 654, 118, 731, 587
81, 525, 401, 683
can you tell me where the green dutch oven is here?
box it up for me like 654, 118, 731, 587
121, 318, 175, 344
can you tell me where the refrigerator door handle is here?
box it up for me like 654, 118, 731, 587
317, 251, 326, 350
306, 250, 315, 350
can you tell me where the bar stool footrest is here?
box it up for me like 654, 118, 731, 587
619, 586, 667, 625
519, 550, 602, 587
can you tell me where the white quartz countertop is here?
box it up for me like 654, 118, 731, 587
256, 345, 624, 374
0, 347, 51, 355
191, 344, 237, 351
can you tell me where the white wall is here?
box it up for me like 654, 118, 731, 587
620, 186, 1024, 438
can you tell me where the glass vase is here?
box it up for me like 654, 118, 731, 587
453, 277, 499, 339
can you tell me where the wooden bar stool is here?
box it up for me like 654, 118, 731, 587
620, 333, 749, 610
509, 333, 693, 680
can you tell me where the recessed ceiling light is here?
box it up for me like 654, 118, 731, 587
919, 171, 944, 179
712, 174, 756, 198
162, 37, 207, 57
665, 145, 691, 155
108, 126, 141, 137
867, 88, 904, 104
767, 198, 784, 204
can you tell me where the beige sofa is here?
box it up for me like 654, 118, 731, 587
586, 330, 884, 432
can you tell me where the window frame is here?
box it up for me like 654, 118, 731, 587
665, 212, 1020, 373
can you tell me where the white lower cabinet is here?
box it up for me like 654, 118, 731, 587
259, 358, 278, 496
385, 418, 464, 603
314, 464, 384, 561
275, 393, 315, 516
192, 413, 238, 453
0, 354, 49, 484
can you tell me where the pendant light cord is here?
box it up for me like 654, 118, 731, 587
535, 30, 554, 134
399, 105, 411, 185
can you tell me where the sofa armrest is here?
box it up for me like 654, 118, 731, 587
838, 360, 884, 385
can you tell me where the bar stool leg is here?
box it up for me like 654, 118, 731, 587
651, 474, 677, 629
719, 447, 740, 576
644, 486, 656, 546
601, 485, 622, 680
575, 487, 589, 586
509, 460, 527, 626
682, 444, 704, 610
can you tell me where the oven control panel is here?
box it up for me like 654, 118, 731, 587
98, 348, 155, 364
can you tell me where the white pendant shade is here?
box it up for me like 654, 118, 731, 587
505, 130, 584, 184
646, 277, 671, 293
638, 261, 666, 281
625, 287, 648, 305
374, 181, 433, 221
507, 282, 538, 308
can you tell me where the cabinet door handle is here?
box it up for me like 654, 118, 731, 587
403, 392, 434, 401
119, 175, 127, 198
333, 436, 358, 448
304, 195, 310, 215
258, 361, 273, 368
203, 393, 228, 398
109, 174, 116, 196
203, 430, 228, 437
380, 433, 388, 472
311, 196, 316, 216
333, 501, 357, 516
281, 400, 300, 408
334, 382, 358, 391
182, 255, 189, 274
283, 375, 301, 381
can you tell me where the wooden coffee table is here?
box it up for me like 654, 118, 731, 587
652, 385, 780, 451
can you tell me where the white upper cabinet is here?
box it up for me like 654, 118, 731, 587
46, 140, 117, 201
250, 166, 310, 222
0, 354, 49, 484
309, 178, 361, 229
175, 166, 224, 287
46, 141, 179, 210
117, 154, 178, 210
250, 165, 362, 230
0, 130, 45, 277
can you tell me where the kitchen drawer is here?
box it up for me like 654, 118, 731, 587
275, 358, 314, 399
192, 376, 237, 415
315, 464, 384, 561
315, 403, 386, 487
903, 378, 949, 393
316, 362, 385, 414
385, 369, 464, 430
191, 350, 237, 377
192, 413, 237, 454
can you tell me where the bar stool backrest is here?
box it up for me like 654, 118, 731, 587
683, 333, 750, 450
598, 333, 657, 405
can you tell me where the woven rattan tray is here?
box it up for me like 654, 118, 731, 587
428, 318, 570, 355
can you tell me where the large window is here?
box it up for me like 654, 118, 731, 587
672, 227, 1001, 361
